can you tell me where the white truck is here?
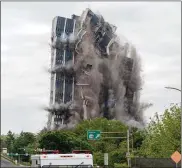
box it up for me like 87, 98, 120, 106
31, 153, 93, 168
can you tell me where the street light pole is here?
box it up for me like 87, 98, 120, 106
127, 129, 130, 167
165, 87, 181, 92
165, 86, 181, 168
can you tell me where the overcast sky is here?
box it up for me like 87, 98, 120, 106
1, 2, 181, 134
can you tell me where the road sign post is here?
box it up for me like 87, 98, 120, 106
104, 153, 108, 166
86, 129, 132, 167
19, 155, 20, 164
87, 130, 101, 140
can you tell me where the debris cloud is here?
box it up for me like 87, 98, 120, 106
46, 8, 151, 130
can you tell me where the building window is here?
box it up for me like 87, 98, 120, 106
65, 19, 74, 35
55, 92, 63, 104
65, 49, 73, 62
56, 49, 64, 65
56, 75, 63, 82
64, 77, 73, 103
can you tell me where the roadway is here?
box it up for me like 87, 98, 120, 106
1, 157, 15, 167
1, 157, 30, 168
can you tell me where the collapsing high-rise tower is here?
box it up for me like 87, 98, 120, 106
46, 9, 144, 130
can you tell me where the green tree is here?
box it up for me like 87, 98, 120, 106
26, 141, 39, 154
74, 118, 128, 166
6, 130, 15, 153
74, 118, 127, 145
130, 128, 146, 156
38, 130, 93, 153
93, 151, 104, 166
139, 104, 181, 157
37, 118, 130, 166
12, 132, 36, 153
0, 135, 7, 148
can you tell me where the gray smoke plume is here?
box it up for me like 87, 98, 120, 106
68, 33, 77, 44
48, 61, 74, 75
47, 9, 152, 130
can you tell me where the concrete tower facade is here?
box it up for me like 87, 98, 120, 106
47, 16, 77, 129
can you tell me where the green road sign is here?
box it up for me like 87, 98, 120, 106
8, 153, 12, 156
7, 153, 18, 156
87, 130, 101, 140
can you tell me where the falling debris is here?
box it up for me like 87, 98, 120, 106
46, 8, 150, 130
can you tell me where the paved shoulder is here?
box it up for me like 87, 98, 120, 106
1, 157, 15, 167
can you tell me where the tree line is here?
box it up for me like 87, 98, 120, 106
1, 104, 181, 167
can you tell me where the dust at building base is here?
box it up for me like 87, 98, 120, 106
45, 8, 151, 130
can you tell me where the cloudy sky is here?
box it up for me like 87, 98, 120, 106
1, 2, 181, 134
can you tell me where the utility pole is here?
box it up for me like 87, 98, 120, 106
127, 129, 130, 167
101, 130, 131, 167
99, 129, 132, 167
